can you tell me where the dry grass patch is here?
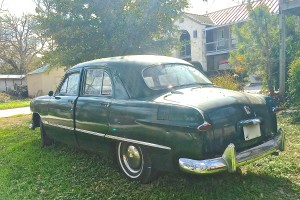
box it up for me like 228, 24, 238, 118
0, 115, 31, 129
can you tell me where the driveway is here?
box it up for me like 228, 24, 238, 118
243, 84, 262, 94
0, 107, 31, 118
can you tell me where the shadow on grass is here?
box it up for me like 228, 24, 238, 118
1, 137, 298, 200
160, 171, 299, 199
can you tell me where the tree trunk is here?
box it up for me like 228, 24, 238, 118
265, 21, 274, 96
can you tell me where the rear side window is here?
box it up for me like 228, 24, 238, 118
84, 69, 103, 95
83, 68, 112, 96
58, 72, 80, 96
102, 72, 112, 95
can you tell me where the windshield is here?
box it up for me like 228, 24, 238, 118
142, 64, 212, 90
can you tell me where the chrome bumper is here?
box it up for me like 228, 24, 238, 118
179, 129, 285, 174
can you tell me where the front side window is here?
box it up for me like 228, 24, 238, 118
58, 72, 80, 96
142, 64, 212, 90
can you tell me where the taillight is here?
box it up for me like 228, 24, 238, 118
197, 121, 212, 131
157, 106, 200, 123
272, 107, 282, 113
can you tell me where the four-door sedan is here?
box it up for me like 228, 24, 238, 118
30, 55, 285, 183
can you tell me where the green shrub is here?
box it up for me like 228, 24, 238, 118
0, 93, 11, 102
288, 58, 300, 106
290, 112, 300, 124
212, 73, 242, 91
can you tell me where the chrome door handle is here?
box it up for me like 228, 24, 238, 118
68, 100, 74, 104
100, 102, 110, 108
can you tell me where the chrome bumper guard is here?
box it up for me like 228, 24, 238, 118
179, 129, 285, 174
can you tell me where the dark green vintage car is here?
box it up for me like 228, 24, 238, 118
30, 55, 285, 183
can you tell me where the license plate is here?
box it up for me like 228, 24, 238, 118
243, 124, 261, 141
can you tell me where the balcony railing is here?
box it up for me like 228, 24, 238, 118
206, 39, 237, 55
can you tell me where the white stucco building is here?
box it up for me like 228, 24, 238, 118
173, 13, 213, 71
27, 65, 65, 97
174, 0, 280, 73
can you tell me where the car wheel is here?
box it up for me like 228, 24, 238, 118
116, 142, 157, 183
40, 120, 53, 147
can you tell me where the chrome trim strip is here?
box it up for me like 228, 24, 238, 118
76, 128, 105, 137
53, 124, 74, 131
239, 118, 261, 126
105, 135, 171, 150
45, 122, 74, 131
42, 121, 170, 150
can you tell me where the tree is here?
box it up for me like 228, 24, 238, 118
0, 0, 4, 13
0, 13, 46, 74
229, 5, 278, 95
285, 16, 300, 68
34, 0, 188, 67
229, 4, 300, 95
288, 57, 300, 106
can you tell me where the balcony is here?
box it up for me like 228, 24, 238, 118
281, 0, 300, 15
206, 38, 237, 56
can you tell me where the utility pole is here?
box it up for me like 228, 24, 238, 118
0, 0, 4, 13
279, 0, 286, 96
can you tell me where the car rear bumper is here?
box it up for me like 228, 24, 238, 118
179, 129, 285, 174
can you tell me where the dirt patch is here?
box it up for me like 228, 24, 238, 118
0, 115, 31, 129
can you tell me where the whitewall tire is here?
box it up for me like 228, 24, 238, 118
116, 142, 156, 183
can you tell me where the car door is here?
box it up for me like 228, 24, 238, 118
75, 67, 112, 152
45, 70, 81, 146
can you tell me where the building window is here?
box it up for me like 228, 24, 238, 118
180, 30, 191, 60
217, 29, 224, 40
193, 30, 197, 38
217, 28, 225, 47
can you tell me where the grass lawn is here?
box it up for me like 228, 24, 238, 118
0, 115, 299, 199
0, 100, 30, 110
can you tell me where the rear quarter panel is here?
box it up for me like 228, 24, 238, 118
108, 100, 204, 171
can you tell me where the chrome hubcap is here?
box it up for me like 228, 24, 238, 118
123, 145, 142, 173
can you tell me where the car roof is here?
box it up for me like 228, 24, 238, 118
68, 55, 192, 99
69, 55, 190, 70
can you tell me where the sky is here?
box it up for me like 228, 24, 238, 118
187, 0, 241, 14
1, 0, 242, 16
1, 0, 36, 16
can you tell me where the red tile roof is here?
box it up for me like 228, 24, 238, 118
204, 0, 279, 26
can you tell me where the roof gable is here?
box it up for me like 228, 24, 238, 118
27, 65, 50, 75
184, 13, 214, 25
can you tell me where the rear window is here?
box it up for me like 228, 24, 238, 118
142, 64, 211, 90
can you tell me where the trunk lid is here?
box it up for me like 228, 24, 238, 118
154, 86, 277, 156
154, 86, 265, 112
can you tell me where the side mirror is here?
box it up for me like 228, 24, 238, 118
48, 91, 54, 96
